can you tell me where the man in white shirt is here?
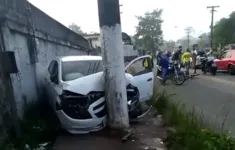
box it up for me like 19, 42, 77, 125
192, 48, 197, 74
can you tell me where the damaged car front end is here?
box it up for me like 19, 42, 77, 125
44, 55, 154, 134
58, 90, 106, 134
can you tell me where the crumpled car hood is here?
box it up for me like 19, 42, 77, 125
62, 72, 133, 95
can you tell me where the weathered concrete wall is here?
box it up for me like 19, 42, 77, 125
1, 20, 88, 117
0, 0, 89, 50
0, 74, 10, 146
0, 0, 91, 146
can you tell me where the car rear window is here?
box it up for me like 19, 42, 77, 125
62, 60, 103, 81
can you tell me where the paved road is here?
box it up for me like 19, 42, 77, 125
162, 70, 235, 134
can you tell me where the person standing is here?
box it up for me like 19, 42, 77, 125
182, 48, 192, 75
160, 51, 171, 85
143, 51, 153, 69
156, 50, 163, 66
192, 48, 197, 74
172, 46, 183, 71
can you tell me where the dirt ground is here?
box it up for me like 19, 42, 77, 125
53, 110, 167, 150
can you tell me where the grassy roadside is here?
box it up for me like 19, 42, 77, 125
151, 88, 235, 150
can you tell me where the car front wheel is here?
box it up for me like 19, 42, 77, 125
228, 65, 235, 75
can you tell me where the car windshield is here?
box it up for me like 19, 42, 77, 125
231, 45, 235, 49
62, 60, 103, 81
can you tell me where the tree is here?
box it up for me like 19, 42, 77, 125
134, 9, 163, 56
166, 40, 176, 49
68, 23, 85, 35
214, 11, 235, 48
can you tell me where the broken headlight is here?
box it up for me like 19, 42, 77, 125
59, 90, 92, 119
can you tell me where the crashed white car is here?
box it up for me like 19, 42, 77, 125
44, 55, 154, 134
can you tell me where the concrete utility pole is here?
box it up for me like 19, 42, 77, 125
97, 0, 129, 129
207, 5, 219, 50
185, 27, 194, 49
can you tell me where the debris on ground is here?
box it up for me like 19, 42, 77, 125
54, 109, 167, 150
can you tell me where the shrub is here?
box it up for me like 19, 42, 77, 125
152, 89, 235, 150
1, 99, 60, 150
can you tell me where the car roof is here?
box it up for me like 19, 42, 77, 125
59, 55, 102, 62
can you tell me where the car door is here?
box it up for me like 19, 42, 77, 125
222, 51, 232, 70
125, 55, 154, 102
217, 51, 231, 70
215, 51, 227, 70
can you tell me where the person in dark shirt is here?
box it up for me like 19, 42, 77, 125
160, 51, 171, 84
172, 46, 182, 62
157, 50, 163, 66
172, 46, 182, 71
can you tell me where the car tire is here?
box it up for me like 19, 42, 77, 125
228, 65, 235, 75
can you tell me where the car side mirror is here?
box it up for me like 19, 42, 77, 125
50, 74, 58, 84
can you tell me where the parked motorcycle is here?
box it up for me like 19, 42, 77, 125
157, 62, 185, 85
200, 58, 217, 76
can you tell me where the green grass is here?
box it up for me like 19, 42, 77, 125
1, 99, 60, 150
151, 89, 235, 150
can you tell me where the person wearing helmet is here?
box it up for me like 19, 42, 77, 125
182, 48, 192, 75
160, 51, 171, 84
172, 46, 182, 70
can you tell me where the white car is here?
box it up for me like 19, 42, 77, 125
195, 53, 215, 68
44, 55, 154, 134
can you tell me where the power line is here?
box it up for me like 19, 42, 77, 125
207, 5, 219, 50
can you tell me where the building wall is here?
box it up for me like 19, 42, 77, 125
84, 34, 101, 48
84, 33, 138, 61
123, 44, 138, 62
2, 20, 88, 117
0, 1, 90, 145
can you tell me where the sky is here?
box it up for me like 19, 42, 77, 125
28, 0, 235, 41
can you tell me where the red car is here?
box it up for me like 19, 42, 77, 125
214, 50, 235, 75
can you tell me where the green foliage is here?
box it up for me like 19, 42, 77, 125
68, 23, 85, 35
1, 100, 60, 150
134, 9, 163, 52
214, 11, 235, 48
151, 89, 235, 150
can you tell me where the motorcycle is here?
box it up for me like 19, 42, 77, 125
200, 58, 217, 76
157, 62, 185, 85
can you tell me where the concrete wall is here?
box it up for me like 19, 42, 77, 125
0, 74, 12, 146
1, 20, 88, 117
0, 0, 89, 49
0, 0, 91, 145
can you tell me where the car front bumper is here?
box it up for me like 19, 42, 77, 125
57, 110, 107, 134
56, 96, 107, 134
